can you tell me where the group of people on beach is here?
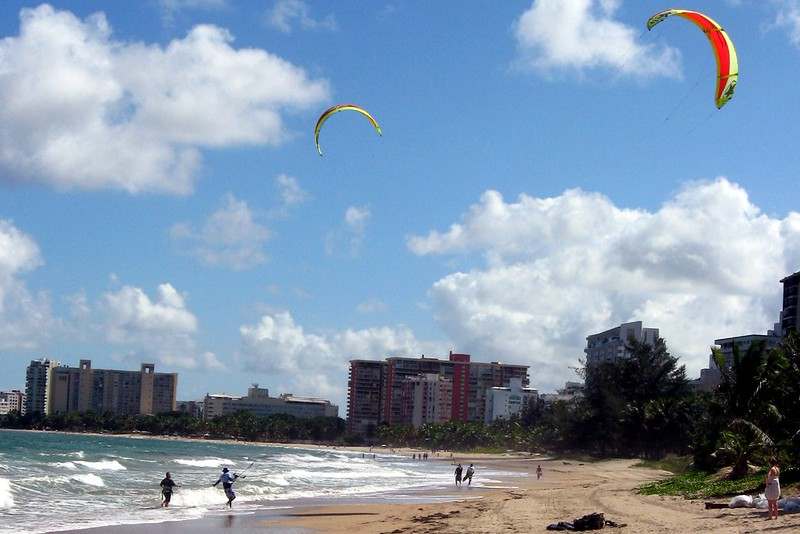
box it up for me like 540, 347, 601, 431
412, 452, 429, 460
159, 466, 243, 509
454, 463, 475, 486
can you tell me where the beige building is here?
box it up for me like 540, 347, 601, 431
0, 390, 26, 415
47, 360, 177, 416
203, 384, 338, 420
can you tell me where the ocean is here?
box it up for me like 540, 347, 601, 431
0, 430, 472, 533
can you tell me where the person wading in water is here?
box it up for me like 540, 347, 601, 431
160, 472, 178, 507
213, 467, 241, 508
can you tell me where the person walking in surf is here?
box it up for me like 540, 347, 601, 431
454, 463, 463, 486
464, 464, 475, 486
160, 472, 177, 507
213, 467, 240, 508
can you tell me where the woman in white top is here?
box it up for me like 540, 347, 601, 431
765, 457, 780, 520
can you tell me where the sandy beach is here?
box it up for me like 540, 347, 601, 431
64, 452, 800, 534
266, 455, 800, 534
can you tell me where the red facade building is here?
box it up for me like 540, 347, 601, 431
347, 352, 529, 435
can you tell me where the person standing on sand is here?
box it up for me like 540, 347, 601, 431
213, 467, 240, 508
160, 472, 177, 507
464, 464, 475, 486
454, 464, 463, 486
765, 457, 781, 520
537, 465, 543, 480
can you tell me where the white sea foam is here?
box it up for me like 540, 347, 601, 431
54, 462, 78, 470
71, 474, 105, 487
74, 460, 126, 471
173, 458, 233, 468
0, 478, 13, 508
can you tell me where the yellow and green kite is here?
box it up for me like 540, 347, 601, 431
314, 104, 382, 156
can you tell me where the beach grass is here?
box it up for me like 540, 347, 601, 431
638, 470, 767, 499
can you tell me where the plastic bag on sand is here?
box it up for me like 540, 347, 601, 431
751, 494, 768, 509
729, 495, 753, 508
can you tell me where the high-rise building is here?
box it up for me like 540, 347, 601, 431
202, 384, 338, 421
0, 390, 26, 415
404, 374, 453, 428
47, 360, 177, 416
484, 378, 538, 424
25, 358, 60, 415
346, 352, 530, 435
347, 360, 385, 436
780, 270, 800, 335
584, 321, 659, 366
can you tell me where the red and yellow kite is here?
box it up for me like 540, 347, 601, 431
647, 9, 738, 109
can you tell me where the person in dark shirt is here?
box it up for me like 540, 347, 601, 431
454, 464, 463, 486
160, 472, 177, 507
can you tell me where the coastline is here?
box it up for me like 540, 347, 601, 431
60, 456, 800, 534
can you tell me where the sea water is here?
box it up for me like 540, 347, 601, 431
0, 430, 484, 533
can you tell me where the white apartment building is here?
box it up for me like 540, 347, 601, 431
584, 321, 659, 366
408, 373, 453, 428
484, 377, 538, 423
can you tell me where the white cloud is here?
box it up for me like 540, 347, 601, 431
275, 174, 309, 207
240, 311, 431, 405
409, 179, 800, 392
171, 193, 271, 270
267, 0, 337, 33
514, 0, 680, 78
0, 219, 54, 349
101, 282, 215, 369
774, 1, 800, 46
325, 205, 372, 256
0, 4, 329, 194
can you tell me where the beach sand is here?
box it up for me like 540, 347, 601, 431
64, 452, 800, 533
266, 455, 800, 534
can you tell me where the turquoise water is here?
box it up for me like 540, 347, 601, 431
0, 430, 460, 533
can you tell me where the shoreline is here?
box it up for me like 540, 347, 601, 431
60, 453, 531, 534
3, 427, 541, 462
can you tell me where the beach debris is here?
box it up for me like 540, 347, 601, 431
711, 494, 800, 513
728, 495, 753, 508
546, 512, 626, 530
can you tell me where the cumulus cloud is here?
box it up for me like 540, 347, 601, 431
240, 311, 430, 405
0, 219, 54, 349
409, 179, 800, 391
514, 0, 680, 78
101, 282, 217, 369
0, 4, 328, 194
275, 174, 309, 207
325, 205, 372, 256
267, 0, 337, 33
171, 193, 271, 270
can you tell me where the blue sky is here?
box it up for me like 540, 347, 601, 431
1, 0, 800, 408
